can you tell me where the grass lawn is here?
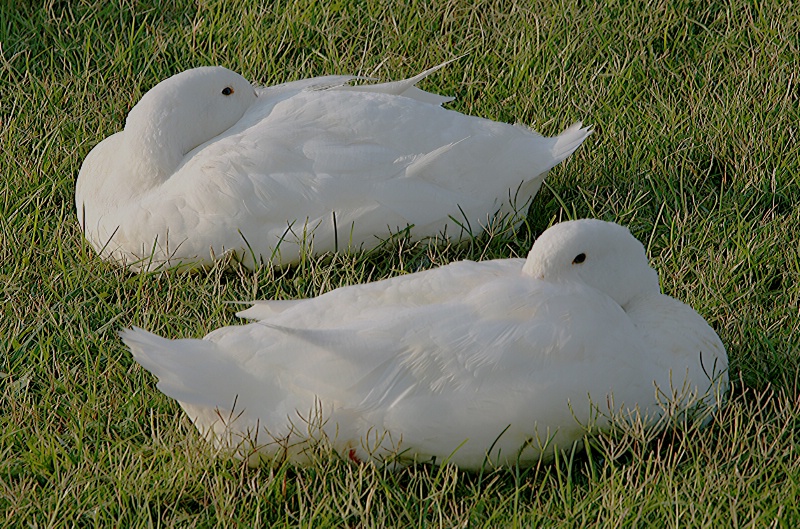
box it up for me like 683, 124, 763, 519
2, 0, 799, 526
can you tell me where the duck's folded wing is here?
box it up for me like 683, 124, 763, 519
237, 280, 647, 415
335, 284, 652, 459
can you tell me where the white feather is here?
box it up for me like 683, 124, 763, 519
121, 219, 728, 469
76, 63, 591, 271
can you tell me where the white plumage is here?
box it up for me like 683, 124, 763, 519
121, 219, 728, 469
76, 62, 591, 271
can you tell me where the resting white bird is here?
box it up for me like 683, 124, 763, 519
76, 61, 591, 272
121, 219, 728, 469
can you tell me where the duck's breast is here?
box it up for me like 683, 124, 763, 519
628, 294, 728, 413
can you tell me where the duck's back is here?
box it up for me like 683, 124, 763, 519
126, 81, 589, 269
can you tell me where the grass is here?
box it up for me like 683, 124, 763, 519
1, 0, 799, 526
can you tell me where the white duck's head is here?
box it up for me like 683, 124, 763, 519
523, 219, 661, 309
124, 66, 257, 182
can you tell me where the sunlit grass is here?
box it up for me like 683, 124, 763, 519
1, 0, 799, 526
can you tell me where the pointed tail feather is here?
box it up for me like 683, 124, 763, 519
120, 327, 241, 409
235, 299, 306, 320
551, 122, 592, 163
343, 57, 463, 105
121, 326, 184, 375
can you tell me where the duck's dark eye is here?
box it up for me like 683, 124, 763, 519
221, 86, 234, 96
572, 253, 586, 264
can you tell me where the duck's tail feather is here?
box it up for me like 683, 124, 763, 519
120, 327, 240, 409
551, 122, 592, 163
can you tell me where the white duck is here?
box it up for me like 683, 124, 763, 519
76, 62, 591, 271
121, 219, 728, 469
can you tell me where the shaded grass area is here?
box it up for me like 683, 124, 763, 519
1, 0, 799, 526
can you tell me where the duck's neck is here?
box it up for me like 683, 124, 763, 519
125, 130, 185, 192
122, 102, 194, 194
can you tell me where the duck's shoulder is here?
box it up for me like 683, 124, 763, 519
236, 258, 527, 323
260, 75, 362, 95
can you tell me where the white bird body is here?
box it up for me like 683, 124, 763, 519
121, 220, 728, 469
76, 63, 591, 271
